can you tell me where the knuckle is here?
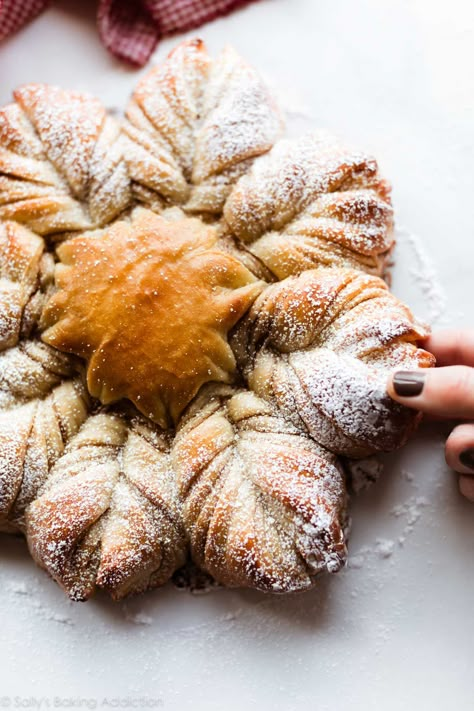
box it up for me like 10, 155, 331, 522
445, 437, 460, 470
445, 423, 474, 470
459, 474, 474, 502
444, 442, 459, 471
447, 330, 465, 363
447, 367, 474, 404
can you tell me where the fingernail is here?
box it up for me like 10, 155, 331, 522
459, 449, 474, 471
392, 371, 426, 397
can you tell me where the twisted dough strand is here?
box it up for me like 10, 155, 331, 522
224, 132, 394, 278
0, 221, 53, 350
231, 268, 434, 457
0, 378, 90, 532
0, 340, 77, 410
173, 385, 347, 592
0, 87, 131, 234
26, 411, 187, 600
124, 39, 283, 215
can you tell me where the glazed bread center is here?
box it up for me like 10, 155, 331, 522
41, 209, 263, 427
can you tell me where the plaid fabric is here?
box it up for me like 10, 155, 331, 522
145, 0, 257, 36
0, 0, 49, 41
97, 0, 159, 66
0, 0, 259, 66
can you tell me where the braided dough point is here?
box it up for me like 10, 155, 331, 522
224, 132, 394, 278
0, 86, 131, 234
232, 267, 435, 457
173, 385, 348, 592
26, 411, 187, 601
124, 39, 283, 215
0, 378, 90, 533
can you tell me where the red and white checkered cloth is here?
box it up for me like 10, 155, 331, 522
0, 0, 259, 66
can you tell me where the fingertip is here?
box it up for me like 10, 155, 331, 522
386, 371, 397, 400
388, 366, 474, 419
459, 474, 474, 502
387, 370, 426, 404
445, 426, 474, 473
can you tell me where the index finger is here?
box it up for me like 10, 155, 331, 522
421, 329, 474, 368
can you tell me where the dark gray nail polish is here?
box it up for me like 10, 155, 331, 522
459, 449, 474, 471
392, 371, 426, 397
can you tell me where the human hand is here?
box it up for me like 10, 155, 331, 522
387, 329, 474, 501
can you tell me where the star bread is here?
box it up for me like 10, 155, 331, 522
0, 39, 434, 600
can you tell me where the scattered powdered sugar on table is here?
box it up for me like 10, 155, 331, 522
346, 462, 429, 569
400, 468, 415, 483
395, 226, 447, 325
347, 538, 395, 569
121, 604, 154, 626
374, 538, 395, 558
345, 456, 384, 493
391, 495, 429, 546
5, 578, 75, 625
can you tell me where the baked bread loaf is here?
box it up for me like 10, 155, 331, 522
0, 39, 434, 599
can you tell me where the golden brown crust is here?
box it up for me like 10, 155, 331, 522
42, 209, 264, 427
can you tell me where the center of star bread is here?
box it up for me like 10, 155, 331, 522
41, 209, 264, 428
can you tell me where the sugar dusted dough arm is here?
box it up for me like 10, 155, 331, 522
0, 340, 78, 410
224, 132, 394, 278
231, 267, 435, 458
26, 411, 187, 600
173, 384, 347, 592
0, 378, 90, 532
0, 86, 131, 234
124, 39, 283, 215
0, 221, 53, 350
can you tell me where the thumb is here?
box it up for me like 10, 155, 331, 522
387, 366, 474, 420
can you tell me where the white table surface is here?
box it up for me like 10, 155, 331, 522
1, 1, 473, 708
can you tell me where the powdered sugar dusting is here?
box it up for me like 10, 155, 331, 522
347, 538, 395, 568
223, 131, 394, 280
0, 39, 435, 602
5, 578, 74, 625
395, 226, 447, 325
346, 456, 383, 493
122, 603, 153, 626
124, 39, 282, 215
391, 495, 429, 546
